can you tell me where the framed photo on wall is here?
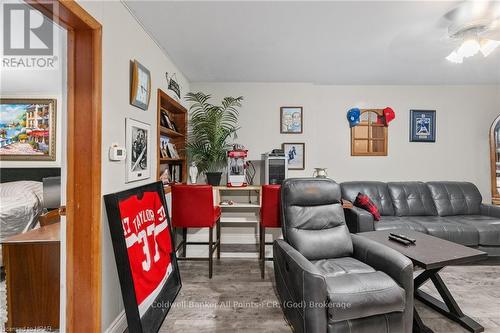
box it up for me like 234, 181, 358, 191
104, 181, 182, 333
410, 110, 436, 142
280, 106, 303, 134
126, 118, 151, 182
283, 142, 305, 170
130, 60, 151, 110
0, 98, 57, 161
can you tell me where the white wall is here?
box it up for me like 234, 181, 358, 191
192, 83, 500, 203
76, 1, 190, 331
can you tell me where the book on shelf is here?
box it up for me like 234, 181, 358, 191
167, 142, 180, 159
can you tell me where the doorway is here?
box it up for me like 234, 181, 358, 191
23, 1, 102, 331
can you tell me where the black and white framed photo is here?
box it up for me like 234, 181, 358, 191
126, 118, 151, 182
282, 142, 305, 170
410, 110, 436, 142
104, 181, 182, 333
280, 106, 303, 134
130, 60, 151, 110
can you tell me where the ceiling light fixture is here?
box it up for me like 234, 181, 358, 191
446, 21, 500, 63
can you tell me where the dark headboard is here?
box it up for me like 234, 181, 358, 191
0, 168, 61, 183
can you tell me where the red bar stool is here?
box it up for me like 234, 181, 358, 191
259, 185, 281, 279
171, 184, 221, 278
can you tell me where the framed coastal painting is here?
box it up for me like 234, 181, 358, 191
126, 118, 151, 182
104, 181, 182, 333
280, 106, 303, 134
130, 60, 151, 110
410, 110, 436, 142
0, 98, 56, 161
283, 142, 305, 170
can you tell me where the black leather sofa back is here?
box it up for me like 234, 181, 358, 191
427, 182, 482, 216
387, 182, 437, 216
281, 178, 352, 260
341, 181, 395, 216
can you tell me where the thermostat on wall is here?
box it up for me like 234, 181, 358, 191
109, 144, 126, 161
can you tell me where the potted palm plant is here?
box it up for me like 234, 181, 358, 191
186, 92, 243, 186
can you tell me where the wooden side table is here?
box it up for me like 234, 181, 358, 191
2, 223, 60, 331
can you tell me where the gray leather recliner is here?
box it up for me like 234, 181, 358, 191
273, 178, 414, 333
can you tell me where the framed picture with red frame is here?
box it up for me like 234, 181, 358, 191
104, 181, 181, 333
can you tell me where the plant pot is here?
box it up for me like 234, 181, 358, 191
206, 172, 222, 186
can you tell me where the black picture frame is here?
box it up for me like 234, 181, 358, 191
104, 181, 181, 333
410, 110, 436, 142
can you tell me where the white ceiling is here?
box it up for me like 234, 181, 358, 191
125, 1, 500, 84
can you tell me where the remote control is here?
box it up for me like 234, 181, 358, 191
389, 233, 416, 244
388, 235, 412, 245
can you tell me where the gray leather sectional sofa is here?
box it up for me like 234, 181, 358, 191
341, 181, 500, 258
274, 178, 414, 333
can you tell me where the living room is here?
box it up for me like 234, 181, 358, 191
0, 0, 499, 333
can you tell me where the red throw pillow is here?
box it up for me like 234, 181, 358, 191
354, 192, 381, 221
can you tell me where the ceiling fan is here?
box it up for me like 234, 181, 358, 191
444, 0, 500, 63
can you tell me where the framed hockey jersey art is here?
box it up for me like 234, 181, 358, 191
104, 181, 181, 333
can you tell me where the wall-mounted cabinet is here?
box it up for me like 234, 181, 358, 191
490, 114, 500, 205
157, 89, 187, 193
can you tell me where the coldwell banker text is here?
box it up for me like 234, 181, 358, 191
2, 3, 58, 70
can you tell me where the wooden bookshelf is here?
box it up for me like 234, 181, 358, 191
157, 89, 188, 193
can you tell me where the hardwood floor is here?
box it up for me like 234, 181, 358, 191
160, 259, 500, 333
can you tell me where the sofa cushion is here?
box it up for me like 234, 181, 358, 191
374, 216, 427, 233
341, 182, 395, 216
374, 216, 479, 246
326, 270, 405, 322
444, 215, 500, 246
311, 257, 375, 278
426, 182, 482, 216
415, 217, 479, 246
388, 182, 437, 216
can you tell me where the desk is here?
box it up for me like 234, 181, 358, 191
2, 223, 60, 331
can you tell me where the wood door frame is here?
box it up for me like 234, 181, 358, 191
25, 1, 102, 331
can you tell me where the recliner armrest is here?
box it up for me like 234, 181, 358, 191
343, 206, 375, 233
480, 204, 500, 218
273, 239, 328, 333
351, 234, 414, 333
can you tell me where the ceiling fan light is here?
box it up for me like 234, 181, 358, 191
446, 50, 463, 63
457, 39, 481, 58
480, 39, 500, 57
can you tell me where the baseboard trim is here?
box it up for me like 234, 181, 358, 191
105, 310, 127, 333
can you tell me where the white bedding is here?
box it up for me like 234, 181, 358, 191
0, 181, 43, 242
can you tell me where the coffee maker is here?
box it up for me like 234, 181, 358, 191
227, 144, 248, 187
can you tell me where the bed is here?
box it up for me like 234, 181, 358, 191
0, 181, 44, 242
0, 168, 61, 243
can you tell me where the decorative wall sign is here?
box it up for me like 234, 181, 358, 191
0, 98, 57, 161
165, 72, 181, 99
410, 110, 436, 142
280, 106, 303, 134
282, 142, 305, 170
126, 118, 151, 182
104, 181, 181, 333
131, 60, 151, 110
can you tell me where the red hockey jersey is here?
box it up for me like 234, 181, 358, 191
118, 191, 172, 315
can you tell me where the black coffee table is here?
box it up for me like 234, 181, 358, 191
360, 229, 487, 333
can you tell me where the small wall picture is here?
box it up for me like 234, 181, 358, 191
160, 135, 169, 158
126, 118, 151, 182
281, 106, 303, 134
410, 110, 436, 142
0, 98, 56, 161
130, 60, 151, 110
283, 142, 305, 170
